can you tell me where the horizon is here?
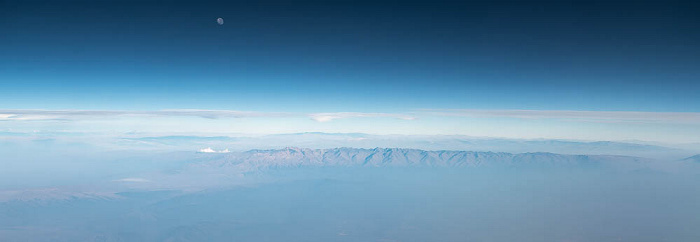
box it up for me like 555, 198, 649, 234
2, 0, 700, 144
2, 1, 699, 241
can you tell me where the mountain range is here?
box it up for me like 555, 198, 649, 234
190, 147, 657, 172
120, 132, 695, 159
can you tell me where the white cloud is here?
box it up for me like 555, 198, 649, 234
5, 108, 696, 126
0, 109, 289, 121
423, 109, 700, 124
0, 114, 58, 121
198, 147, 230, 153
198, 147, 217, 153
309, 112, 416, 122
113, 178, 150, 183
3, 109, 417, 123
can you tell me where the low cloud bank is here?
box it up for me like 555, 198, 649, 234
0, 109, 289, 121
424, 109, 700, 124
198, 148, 231, 153
309, 112, 416, 122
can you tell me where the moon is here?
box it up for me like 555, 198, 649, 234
216, 17, 224, 25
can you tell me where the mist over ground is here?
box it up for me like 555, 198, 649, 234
1, 143, 699, 242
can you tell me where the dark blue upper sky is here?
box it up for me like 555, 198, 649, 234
2, 0, 699, 112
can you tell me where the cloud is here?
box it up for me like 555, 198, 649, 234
2, 109, 416, 123
198, 147, 231, 153
156, 109, 288, 119
112, 178, 150, 183
423, 109, 700, 124
0, 109, 289, 121
309, 112, 416, 122
6, 108, 695, 125
198, 147, 216, 153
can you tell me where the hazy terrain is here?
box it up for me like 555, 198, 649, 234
1, 145, 699, 242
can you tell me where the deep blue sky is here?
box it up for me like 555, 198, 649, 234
1, 0, 699, 112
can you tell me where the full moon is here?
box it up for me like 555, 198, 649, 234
216, 18, 224, 25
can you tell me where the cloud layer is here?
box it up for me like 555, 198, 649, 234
2, 109, 699, 125
0, 109, 420, 123
424, 109, 700, 124
113, 178, 151, 183
309, 112, 416, 122
0, 109, 288, 121
198, 148, 231, 153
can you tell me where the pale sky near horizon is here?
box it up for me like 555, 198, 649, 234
1, 109, 699, 144
2, 1, 699, 144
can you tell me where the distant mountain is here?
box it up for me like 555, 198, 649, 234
190, 147, 651, 172
682, 154, 700, 163
116, 133, 691, 159
0, 148, 677, 203
0, 189, 118, 203
259, 133, 686, 156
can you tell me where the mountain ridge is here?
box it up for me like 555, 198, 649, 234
192, 147, 652, 171
682, 154, 700, 162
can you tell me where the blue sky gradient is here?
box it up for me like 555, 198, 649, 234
1, 0, 699, 143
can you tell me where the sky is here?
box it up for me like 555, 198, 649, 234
1, 0, 699, 144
